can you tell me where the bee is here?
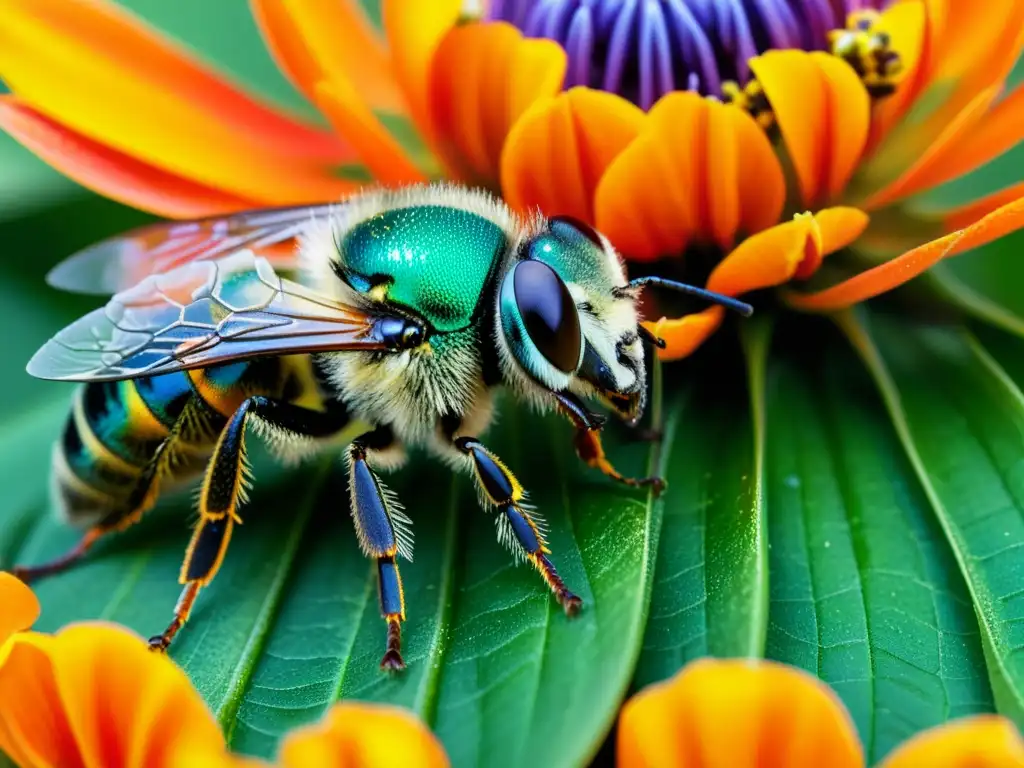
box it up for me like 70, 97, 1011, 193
11, 184, 751, 670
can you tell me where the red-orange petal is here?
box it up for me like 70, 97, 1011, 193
594, 92, 785, 261
314, 82, 426, 186
879, 716, 1024, 768
249, 0, 405, 115
501, 88, 643, 223
382, 0, 462, 148
942, 182, 1024, 232
784, 195, 1024, 311
644, 307, 727, 362
0, 97, 259, 218
277, 703, 450, 768
894, 84, 1024, 195
617, 658, 863, 768
863, 84, 1000, 209
751, 50, 870, 207
0, 573, 39, 648
865, 0, 1024, 188
0, 0, 352, 205
865, 0, 929, 153
430, 21, 566, 188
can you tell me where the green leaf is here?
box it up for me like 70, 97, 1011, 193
633, 317, 769, 688
3, 398, 660, 768
764, 324, 993, 763
841, 309, 1024, 727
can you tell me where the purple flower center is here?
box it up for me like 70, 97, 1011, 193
488, 0, 887, 109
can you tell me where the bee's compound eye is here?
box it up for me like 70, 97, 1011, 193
512, 260, 581, 374
548, 215, 604, 248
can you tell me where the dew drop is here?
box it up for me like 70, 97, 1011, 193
784, 474, 801, 488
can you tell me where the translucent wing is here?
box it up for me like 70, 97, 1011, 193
28, 251, 400, 383
47, 203, 339, 295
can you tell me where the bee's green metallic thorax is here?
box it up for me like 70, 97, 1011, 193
338, 205, 509, 332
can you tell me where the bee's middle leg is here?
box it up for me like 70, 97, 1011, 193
148, 396, 349, 652
454, 437, 582, 616
346, 432, 410, 671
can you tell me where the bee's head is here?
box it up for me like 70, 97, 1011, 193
496, 216, 751, 425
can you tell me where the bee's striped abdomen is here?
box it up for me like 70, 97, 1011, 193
52, 371, 201, 524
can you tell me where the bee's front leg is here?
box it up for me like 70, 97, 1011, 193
553, 391, 666, 496
454, 437, 582, 616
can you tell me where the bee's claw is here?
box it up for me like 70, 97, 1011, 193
380, 649, 406, 672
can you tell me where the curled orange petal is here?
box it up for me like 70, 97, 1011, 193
430, 22, 566, 187
784, 195, 1024, 311
501, 88, 642, 223
382, 0, 462, 148
618, 658, 863, 768
0, 573, 39, 648
879, 715, 1024, 768
595, 92, 784, 261
0, 0, 353, 204
0, 624, 225, 768
0, 96, 260, 217
278, 702, 449, 768
250, 0, 405, 115
751, 50, 870, 207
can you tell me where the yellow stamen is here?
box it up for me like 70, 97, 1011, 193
829, 10, 904, 98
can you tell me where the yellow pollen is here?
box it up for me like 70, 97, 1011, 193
829, 10, 904, 98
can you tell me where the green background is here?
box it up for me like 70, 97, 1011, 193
3, 3, 1024, 767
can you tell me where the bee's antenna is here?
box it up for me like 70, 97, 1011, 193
626, 276, 754, 317
638, 326, 667, 349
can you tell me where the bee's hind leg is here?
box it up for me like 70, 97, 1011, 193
454, 437, 582, 616
346, 432, 411, 671
148, 396, 349, 652
10, 408, 190, 583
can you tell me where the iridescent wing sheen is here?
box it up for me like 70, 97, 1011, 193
28, 251, 391, 383
46, 203, 339, 295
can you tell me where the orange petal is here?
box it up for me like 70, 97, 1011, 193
0, 634, 79, 768
880, 716, 1024, 768
0, 573, 39, 648
430, 21, 566, 187
645, 210, 858, 360
278, 702, 449, 768
382, 0, 462, 148
784, 195, 1024, 311
501, 88, 642, 223
863, 84, 1000, 209
942, 181, 1024, 232
249, 0, 405, 115
0, 624, 226, 768
0, 96, 259, 218
0, 0, 352, 205
314, 82, 426, 185
751, 50, 870, 207
594, 92, 784, 261
617, 658, 863, 768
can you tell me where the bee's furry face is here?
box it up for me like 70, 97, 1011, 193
495, 216, 647, 423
